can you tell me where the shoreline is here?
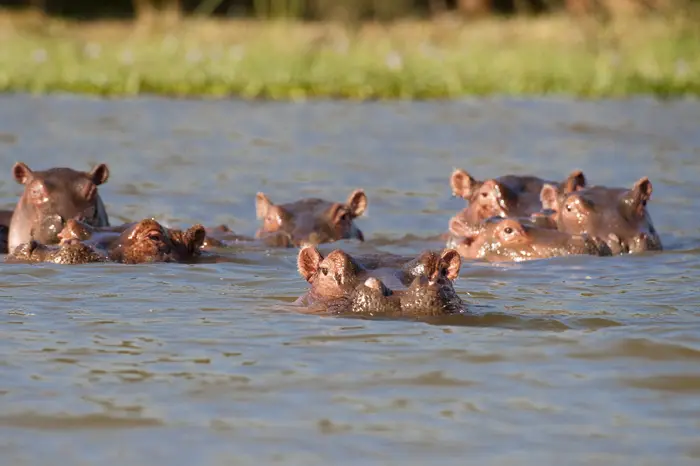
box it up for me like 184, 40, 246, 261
1, 14, 698, 99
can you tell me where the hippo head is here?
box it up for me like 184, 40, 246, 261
297, 246, 367, 301
450, 168, 586, 227
448, 216, 610, 262
255, 189, 368, 247
8, 162, 110, 252
109, 219, 206, 264
540, 177, 662, 254
396, 248, 465, 316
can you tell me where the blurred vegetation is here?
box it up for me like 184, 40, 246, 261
0, 0, 698, 98
1, 0, 698, 20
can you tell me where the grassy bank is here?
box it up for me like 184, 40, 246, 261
0, 12, 699, 99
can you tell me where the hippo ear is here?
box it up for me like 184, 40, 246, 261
89, 164, 110, 185
12, 162, 33, 185
540, 183, 560, 211
186, 224, 207, 252
450, 169, 480, 199
632, 177, 653, 202
563, 170, 586, 193
297, 246, 323, 282
256, 192, 274, 219
346, 189, 367, 217
625, 177, 653, 215
440, 249, 462, 280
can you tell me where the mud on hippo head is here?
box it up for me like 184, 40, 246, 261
109, 219, 206, 264
540, 177, 662, 254
255, 189, 368, 247
450, 168, 586, 226
353, 249, 465, 317
447, 215, 611, 262
8, 162, 110, 252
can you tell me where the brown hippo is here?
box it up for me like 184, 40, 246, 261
0, 209, 12, 254
255, 189, 367, 247
7, 218, 206, 264
447, 215, 612, 262
6, 239, 106, 264
449, 168, 587, 227
539, 177, 662, 254
7, 162, 111, 253
295, 246, 466, 317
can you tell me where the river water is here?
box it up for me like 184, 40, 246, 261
0, 95, 699, 465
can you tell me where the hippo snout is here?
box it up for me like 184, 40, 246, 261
628, 232, 663, 253
583, 235, 613, 257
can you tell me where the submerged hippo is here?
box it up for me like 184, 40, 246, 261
295, 246, 466, 317
255, 189, 368, 247
7, 162, 111, 253
447, 215, 611, 262
449, 168, 587, 227
7, 218, 206, 264
539, 177, 662, 254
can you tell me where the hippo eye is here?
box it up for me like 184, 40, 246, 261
565, 204, 573, 212
480, 192, 488, 198
504, 227, 514, 234
147, 231, 163, 242
320, 266, 329, 276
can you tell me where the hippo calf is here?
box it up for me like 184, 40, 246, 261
255, 189, 368, 247
447, 215, 612, 262
7, 218, 206, 264
540, 177, 662, 254
8, 162, 111, 253
450, 168, 587, 227
295, 246, 466, 317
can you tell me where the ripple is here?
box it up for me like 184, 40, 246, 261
0, 413, 163, 430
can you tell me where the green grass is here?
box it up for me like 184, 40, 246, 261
0, 13, 699, 99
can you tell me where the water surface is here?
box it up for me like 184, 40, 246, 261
1, 95, 700, 465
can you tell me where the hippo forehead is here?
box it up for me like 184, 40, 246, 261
126, 219, 166, 240
34, 168, 94, 195
325, 250, 364, 275
281, 198, 343, 218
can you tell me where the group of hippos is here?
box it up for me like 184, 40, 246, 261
0, 161, 661, 319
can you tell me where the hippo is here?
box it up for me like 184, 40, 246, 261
0, 209, 12, 253
255, 189, 368, 247
539, 177, 662, 254
447, 215, 612, 262
7, 218, 206, 264
449, 168, 587, 227
295, 246, 466, 317
7, 162, 111, 253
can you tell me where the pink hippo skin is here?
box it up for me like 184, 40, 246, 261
540, 177, 662, 254
255, 189, 368, 247
447, 215, 612, 262
7, 162, 111, 253
449, 168, 587, 228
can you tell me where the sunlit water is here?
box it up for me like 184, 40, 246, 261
1, 95, 699, 465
